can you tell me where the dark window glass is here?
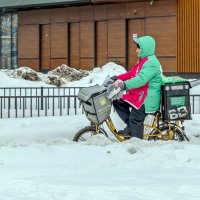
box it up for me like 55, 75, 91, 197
0, 13, 18, 69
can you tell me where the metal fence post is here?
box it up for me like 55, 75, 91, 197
41, 86, 44, 110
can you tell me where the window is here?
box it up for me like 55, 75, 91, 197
0, 13, 18, 69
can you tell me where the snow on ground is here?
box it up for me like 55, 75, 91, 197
0, 62, 200, 200
0, 113, 200, 200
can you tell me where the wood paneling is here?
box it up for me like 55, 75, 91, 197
41, 25, 50, 70
39, 9, 50, 24
92, 0, 142, 4
51, 8, 67, 23
125, 2, 145, 18
128, 19, 145, 69
80, 59, 94, 70
18, 25, 39, 59
70, 23, 80, 68
146, 17, 177, 56
108, 20, 125, 58
146, 0, 176, 17
96, 21, 108, 67
18, 11, 39, 25
80, 6, 94, 21
67, 7, 80, 22
18, 59, 39, 71
146, 16, 177, 72
51, 59, 68, 70
80, 22, 94, 58
17, 0, 180, 72
51, 23, 68, 58
107, 4, 125, 19
177, 0, 200, 72
94, 5, 107, 20
158, 57, 177, 73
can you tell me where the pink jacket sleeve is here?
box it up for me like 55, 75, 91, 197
116, 64, 136, 81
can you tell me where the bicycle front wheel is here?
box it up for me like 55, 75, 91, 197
148, 125, 185, 142
73, 125, 108, 142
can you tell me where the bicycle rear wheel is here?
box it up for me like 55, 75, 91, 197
73, 125, 108, 142
148, 125, 185, 142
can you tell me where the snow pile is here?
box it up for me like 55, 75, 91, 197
1, 62, 125, 87
3, 66, 41, 81
3, 64, 90, 87
45, 64, 90, 86
67, 62, 126, 87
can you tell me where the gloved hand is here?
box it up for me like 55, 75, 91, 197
111, 75, 117, 81
104, 75, 118, 87
113, 79, 125, 91
106, 80, 125, 100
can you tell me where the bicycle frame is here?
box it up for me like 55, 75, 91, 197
143, 113, 184, 141
101, 112, 185, 142
105, 116, 124, 142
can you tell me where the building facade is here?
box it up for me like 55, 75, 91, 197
0, 0, 200, 76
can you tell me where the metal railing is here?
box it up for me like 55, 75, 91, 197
190, 94, 200, 114
0, 87, 199, 119
0, 87, 84, 118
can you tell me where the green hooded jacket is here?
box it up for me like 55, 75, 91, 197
124, 36, 162, 113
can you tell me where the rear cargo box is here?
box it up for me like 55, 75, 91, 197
161, 80, 191, 120
78, 85, 111, 124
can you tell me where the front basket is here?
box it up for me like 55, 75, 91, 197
78, 85, 111, 124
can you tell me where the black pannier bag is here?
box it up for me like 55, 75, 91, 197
78, 85, 112, 124
161, 77, 191, 121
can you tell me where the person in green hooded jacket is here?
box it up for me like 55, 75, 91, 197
111, 35, 162, 139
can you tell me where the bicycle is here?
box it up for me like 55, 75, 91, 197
73, 80, 191, 142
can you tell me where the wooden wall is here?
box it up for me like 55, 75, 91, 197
18, 25, 39, 71
18, 0, 177, 72
92, 0, 142, 3
177, 0, 200, 73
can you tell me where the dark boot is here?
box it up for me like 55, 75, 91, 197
118, 126, 131, 136
118, 126, 132, 140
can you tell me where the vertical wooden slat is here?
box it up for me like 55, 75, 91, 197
70, 23, 80, 69
80, 22, 94, 70
51, 23, 68, 58
178, 0, 200, 72
41, 25, 50, 70
107, 19, 126, 66
18, 25, 39, 71
96, 21, 108, 67
196, 0, 200, 72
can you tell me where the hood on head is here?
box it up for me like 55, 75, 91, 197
134, 36, 155, 58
